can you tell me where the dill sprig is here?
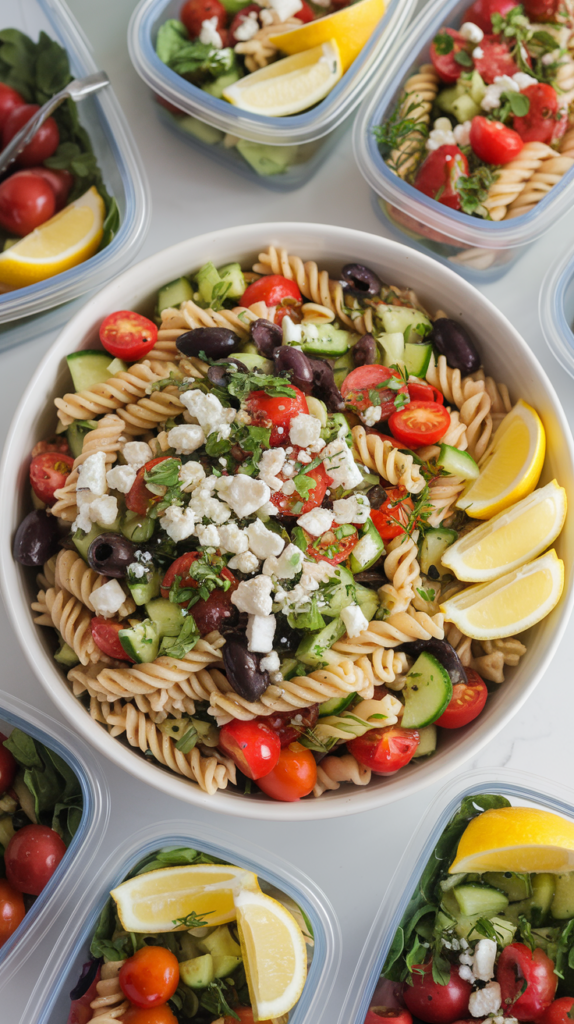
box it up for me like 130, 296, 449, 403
373, 94, 429, 175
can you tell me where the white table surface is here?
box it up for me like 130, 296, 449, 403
3, 0, 574, 1019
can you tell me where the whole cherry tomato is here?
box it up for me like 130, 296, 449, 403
413, 145, 469, 211
245, 385, 309, 447
91, 618, 135, 662
256, 742, 317, 801
303, 524, 358, 565
180, 0, 227, 37
241, 274, 302, 309
5, 824, 67, 895
341, 365, 409, 418
0, 173, 56, 237
430, 28, 471, 84
538, 998, 574, 1024
0, 83, 25, 129
402, 962, 472, 1024
122, 1007, 179, 1024
218, 719, 281, 779
0, 733, 17, 794
389, 401, 451, 447
366, 1011, 413, 1024
464, 0, 517, 33
99, 311, 158, 362
348, 725, 420, 775
120, 946, 179, 1009
270, 447, 332, 516
370, 487, 414, 543
521, 0, 562, 19
513, 84, 563, 145
125, 456, 176, 516
496, 943, 557, 1021
470, 115, 523, 164
473, 35, 519, 83
161, 552, 238, 635
29, 450, 74, 506
0, 878, 25, 948
435, 670, 488, 728
2, 104, 59, 165
262, 704, 319, 747
31, 435, 70, 460
23, 167, 73, 211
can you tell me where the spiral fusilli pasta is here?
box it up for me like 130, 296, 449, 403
54, 549, 135, 618
87, 961, 128, 1022
313, 753, 372, 797
388, 64, 440, 179
506, 152, 574, 218
35, 586, 99, 665
51, 414, 126, 521
352, 425, 426, 491
380, 533, 421, 613
482, 142, 554, 221
54, 361, 172, 425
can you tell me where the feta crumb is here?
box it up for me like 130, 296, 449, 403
179, 462, 206, 492
301, 559, 336, 587
128, 562, 146, 579
199, 15, 222, 48
231, 575, 274, 615
90, 579, 126, 619
90, 494, 118, 527
469, 982, 501, 1017
289, 413, 322, 447
228, 551, 260, 573
218, 523, 249, 554
460, 20, 483, 42
215, 474, 271, 518
123, 441, 152, 470
282, 461, 296, 478
308, 437, 326, 453
453, 120, 472, 148
513, 71, 538, 90
233, 10, 259, 40
246, 613, 276, 653
323, 437, 363, 489
188, 493, 231, 525
341, 603, 369, 637
473, 938, 497, 981
246, 519, 285, 559
282, 315, 302, 346
268, 0, 303, 19
281, 480, 296, 495
77, 451, 107, 495
106, 464, 137, 494
473, 45, 484, 59
161, 505, 196, 542
296, 507, 333, 536
426, 122, 456, 152
195, 523, 220, 547
258, 447, 286, 492
180, 389, 236, 438
332, 494, 371, 525
363, 406, 382, 426
459, 964, 475, 983
167, 423, 205, 455
260, 650, 280, 672
262, 543, 305, 579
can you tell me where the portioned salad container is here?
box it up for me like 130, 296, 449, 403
0, 688, 108, 988
127, 0, 417, 190
20, 817, 340, 1024
353, 0, 574, 280
540, 245, 574, 379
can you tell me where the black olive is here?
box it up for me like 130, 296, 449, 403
87, 533, 136, 578
207, 357, 248, 387
222, 639, 270, 702
69, 958, 102, 1001
353, 334, 377, 367
430, 318, 481, 375
398, 638, 468, 686
13, 510, 59, 567
341, 263, 383, 299
366, 485, 388, 509
353, 569, 388, 587
251, 318, 283, 358
308, 357, 345, 412
274, 346, 314, 395
176, 327, 241, 360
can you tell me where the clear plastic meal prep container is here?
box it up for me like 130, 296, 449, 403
0, 687, 109, 988
353, 0, 574, 281
21, 817, 341, 1024
339, 767, 574, 1024
127, 0, 417, 190
539, 244, 574, 379
0, 0, 150, 343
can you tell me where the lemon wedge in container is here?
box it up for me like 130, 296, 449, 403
235, 889, 307, 1021
450, 806, 574, 873
223, 41, 342, 116
456, 400, 545, 519
269, 0, 385, 72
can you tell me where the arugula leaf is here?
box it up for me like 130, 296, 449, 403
431, 953, 452, 986
144, 458, 181, 488
225, 369, 296, 403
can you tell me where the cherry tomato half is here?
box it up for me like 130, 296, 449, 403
303, 524, 358, 564
464, 0, 517, 33
470, 115, 523, 164
270, 448, 332, 516
435, 670, 488, 729
0, 733, 17, 794
389, 401, 450, 447
160, 552, 238, 635
91, 618, 135, 662
2, 104, 59, 165
0, 83, 25, 130
538, 997, 574, 1024
218, 719, 281, 779
522, 0, 562, 18
120, 946, 179, 1009
125, 456, 175, 516
99, 311, 158, 362
413, 145, 469, 211
29, 451, 74, 506
245, 386, 308, 447
403, 962, 472, 1024
407, 380, 444, 404
263, 705, 319, 748
24, 167, 73, 211
496, 943, 557, 1021
370, 488, 414, 543
513, 84, 563, 145
341, 365, 409, 419
430, 28, 470, 84
31, 435, 70, 459
0, 172, 56, 237
5, 824, 67, 895
348, 725, 420, 775
0, 878, 25, 948
366, 1010, 413, 1024
241, 274, 302, 309
473, 35, 519, 84
122, 1007, 179, 1024
256, 742, 317, 801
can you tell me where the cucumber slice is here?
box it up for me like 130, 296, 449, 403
355, 583, 380, 621
235, 352, 273, 373
213, 954, 242, 979
401, 651, 452, 728
158, 276, 193, 313
414, 724, 437, 757
67, 420, 97, 458
320, 566, 356, 618
120, 512, 155, 544
453, 884, 509, 917
203, 68, 241, 98
54, 640, 79, 668
403, 341, 433, 377
531, 874, 555, 926
179, 954, 215, 990
217, 261, 246, 298
179, 116, 223, 145
196, 262, 222, 306
296, 618, 346, 668
436, 82, 466, 115
118, 619, 160, 663
66, 351, 126, 393
350, 519, 385, 573
437, 444, 479, 481
551, 873, 574, 920
146, 597, 186, 638
201, 925, 242, 958
318, 693, 357, 717
300, 324, 352, 357
378, 331, 404, 366
378, 305, 432, 335
128, 569, 161, 607
236, 139, 298, 176
452, 93, 480, 123
483, 872, 532, 902
306, 396, 327, 427
419, 527, 458, 578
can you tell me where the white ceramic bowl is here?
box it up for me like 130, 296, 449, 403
1, 223, 572, 820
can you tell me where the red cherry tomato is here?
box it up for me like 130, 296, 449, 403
341, 365, 409, 419
122, 1007, 179, 1024
0, 83, 25, 130
5, 824, 67, 895
245, 385, 309, 447
262, 705, 319, 748
513, 84, 562, 145
464, 0, 517, 32
180, 0, 227, 37
348, 725, 420, 775
430, 28, 470, 84
256, 742, 317, 801
473, 35, 519, 84
0, 172, 56, 237
403, 962, 472, 1024
435, 670, 488, 728
241, 274, 302, 309
413, 145, 469, 211
32, 435, 70, 459
470, 115, 523, 164
0, 878, 25, 948
303, 524, 358, 564
294, 0, 315, 20
389, 401, 451, 447
91, 618, 135, 662
407, 381, 444, 404
23, 167, 73, 211
160, 552, 238, 635
538, 998, 574, 1024
521, 0, 562, 18
2, 104, 59, 166
0, 734, 17, 795
270, 448, 332, 516
223, 1011, 274, 1024
218, 719, 281, 779
29, 451, 74, 506
99, 311, 158, 362
229, 3, 260, 43
370, 487, 414, 543
366, 1011, 413, 1024
497, 943, 557, 1021
125, 456, 175, 516
119, 946, 179, 1009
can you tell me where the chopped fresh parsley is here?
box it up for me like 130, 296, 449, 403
159, 614, 200, 660
168, 553, 231, 608
456, 164, 496, 217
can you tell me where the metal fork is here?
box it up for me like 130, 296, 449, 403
0, 71, 110, 176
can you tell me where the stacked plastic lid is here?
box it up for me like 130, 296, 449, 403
0, 688, 108, 989
127, 0, 417, 189
353, 0, 574, 280
540, 245, 574, 379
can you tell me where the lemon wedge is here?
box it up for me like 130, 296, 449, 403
440, 548, 564, 639
456, 401, 545, 519
223, 41, 342, 116
269, 0, 384, 72
0, 186, 105, 290
442, 480, 567, 582
449, 806, 574, 873
110, 864, 260, 933
235, 889, 307, 1021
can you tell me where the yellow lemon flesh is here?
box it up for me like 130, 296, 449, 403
442, 480, 567, 582
110, 864, 260, 933
457, 400, 545, 519
440, 548, 564, 639
235, 889, 307, 1021
450, 806, 574, 873
0, 186, 105, 290
269, 0, 385, 72
223, 41, 342, 115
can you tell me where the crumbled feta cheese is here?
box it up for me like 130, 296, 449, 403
167, 424, 205, 455
282, 461, 296, 478
246, 519, 285, 559
296, 507, 333, 536
513, 71, 538, 90
323, 437, 363, 489
258, 447, 286, 492
332, 494, 371, 525
189, 493, 231, 525
289, 413, 322, 447
460, 20, 483, 42
453, 120, 472, 148
262, 543, 304, 579
247, 613, 276, 653
89, 495, 119, 527
90, 579, 126, 619
199, 15, 222, 48
273, 582, 311, 615
282, 315, 302, 346
195, 523, 220, 547
341, 603, 369, 637
260, 650, 280, 672
426, 118, 456, 151
161, 506, 196, 542
231, 575, 274, 615
298, 451, 312, 464
469, 982, 501, 1017
123, 441, 152, 470
481, 73, 532, 111
473, 45, 484, 59
459, 965, 475, 983
179, 462, 206, 492
235, 408, 251, 425
309, 437, 326, 453
281, 479, 296, 496
233, 10, 259, 40
128, 562, 146, 579
459, 952, 474, 966
215, 474, 270, 518
268, 0, 303, 20
472, 938, 497, 981
301, 559, 336, 588
258, 502, 278, 516
228, 551, 260, 573
363, 406, 382, 426
77, 451, 107, 495
218, 523, 249, 554
106, 464, 137, 494
180, 389, 236, 438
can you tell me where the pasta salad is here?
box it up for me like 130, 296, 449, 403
13, 245, 566, 803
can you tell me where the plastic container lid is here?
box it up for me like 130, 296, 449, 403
340, 767, 574, 1024
21, 817, 341, 1024
353, 0, 574, 253
540, 244, 574, 379
0, 688, 109, 989
128, 0, 418, 146
0, 0, 150, 327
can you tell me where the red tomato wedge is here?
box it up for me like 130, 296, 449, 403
389, 401, 450, 447
245, 385, 308, 447
341, 365, 409, 419
413, 145, 469, 211
241, 274, 301, 308
370, 487, 414, 542
407, 380, 444, 404
99, 311, 158, 362
256, 742, 317, 801
513, 83, 562, 145
91, 619, 134, 662
435, 670, 488, 728
538, 998, 574, 1024
430, 28, 470, 84
125, 456, 175, 516
470, 115, 524, 164
497, 943, 557, 1021
270, 448, 332, 516
303, 524, 359, 564
160, 552, 238, 635
464, 0, 517, 33
0, 878, 25, 948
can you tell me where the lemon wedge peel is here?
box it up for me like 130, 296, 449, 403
234, 889, 307, 1021
268, 0, 385, 72
442, 480, 567, 582
223, 41, 342, 116
456, 401, 546, 520
110, 864, 260, 934
449, 806, 574, 873
440, 548, 564, 640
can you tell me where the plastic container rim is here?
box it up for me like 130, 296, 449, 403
540, 243, 574, 379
